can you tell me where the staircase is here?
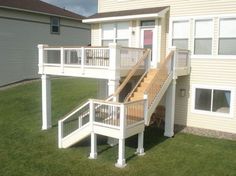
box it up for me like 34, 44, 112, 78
58, 47, 190, 150
126, 69, 158, 102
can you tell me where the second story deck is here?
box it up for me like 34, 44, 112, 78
38, 44, 190, 80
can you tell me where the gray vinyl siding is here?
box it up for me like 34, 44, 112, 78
0, 8, 90, 86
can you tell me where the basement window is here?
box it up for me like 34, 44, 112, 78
193, 86, 233, 116
51, 17, 60, 34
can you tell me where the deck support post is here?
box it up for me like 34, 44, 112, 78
89, 132, 97, 159
115, 138, 126, 168
41, 74, 51, 130
164, 79, 176, 137
136, 131, 145, 155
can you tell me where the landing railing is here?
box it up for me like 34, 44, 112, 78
58, 98, 146, 146
120, 47, 145, 69
92, 99, 146, 128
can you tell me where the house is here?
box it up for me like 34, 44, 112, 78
0, 0, 90, 86
38, 0, 236, 168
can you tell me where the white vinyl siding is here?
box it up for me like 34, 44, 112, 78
99, 0, 236, 17
194, 20, 213, 55
219, 18, 236, 55
172, 21, 189, 50
101, 22, 129, 46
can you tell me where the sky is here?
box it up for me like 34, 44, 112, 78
41, 0, 98, 17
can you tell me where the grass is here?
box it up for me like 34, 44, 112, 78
1, 78, 236, 176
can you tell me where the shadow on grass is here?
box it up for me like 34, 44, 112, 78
62, 126, 168, 163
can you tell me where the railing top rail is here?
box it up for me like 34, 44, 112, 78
124, 98, 146, 105
60, 101, 90, 122
175, 48, 190, 52
121, 47, 146, 51
113, 49, 150, 96
91, 99, 122, 106
43, 45, 109, 49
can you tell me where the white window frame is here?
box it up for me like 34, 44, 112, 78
101, 22, 130, 47
170, 19, 190, 50
193, 19, 214, 56
192, 84, 235, 118
218, 17, 236, 56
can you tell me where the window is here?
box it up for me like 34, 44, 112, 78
101, 22, 129, 47
102, 23, 114, 46
219, 18, 236, 55
172, 21, 189, 50
194, 20, 213, 55
194, 87, 232, 115
141, 20, 155, 27
51, 17, 60, 34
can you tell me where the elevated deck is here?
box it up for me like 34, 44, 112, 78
39, 45, 191, 168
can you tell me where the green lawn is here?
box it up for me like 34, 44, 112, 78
0, 78, 236, 176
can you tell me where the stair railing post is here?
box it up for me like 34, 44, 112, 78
89, 99, 94, 124
143, 94, 149, 125
187, 50, 191, 74
171, 46, 177, 79
115, 104, 126, 168
145, 49, 151, 71
89, 99, 97, 159
58, 120, 63, 148
120, 104, 126, 138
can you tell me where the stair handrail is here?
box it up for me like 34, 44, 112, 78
145, 50, 174, 95
60, 101, 90, 122
123, 70, 148, 102
144, 50, 174, 108
113, 49, 150, 98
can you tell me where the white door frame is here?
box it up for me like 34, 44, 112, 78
140, 24, 158, 68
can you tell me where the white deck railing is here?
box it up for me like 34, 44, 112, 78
120, 47, 145, 69
173, 48, 191, 75
58, 98, 146, 143
38, 44, 146, 78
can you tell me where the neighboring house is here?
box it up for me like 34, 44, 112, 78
38, 0, 236, 168
0, 0, 90, 86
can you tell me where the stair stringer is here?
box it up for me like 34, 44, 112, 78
145, 72, 174, 125
61, 123, 92, 148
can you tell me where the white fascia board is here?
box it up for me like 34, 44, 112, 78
83, 8, 169, 23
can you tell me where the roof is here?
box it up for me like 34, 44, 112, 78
83, 6, 169, 23
0, 0, 84, 21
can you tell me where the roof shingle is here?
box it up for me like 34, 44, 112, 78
0, 0, 84, 20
